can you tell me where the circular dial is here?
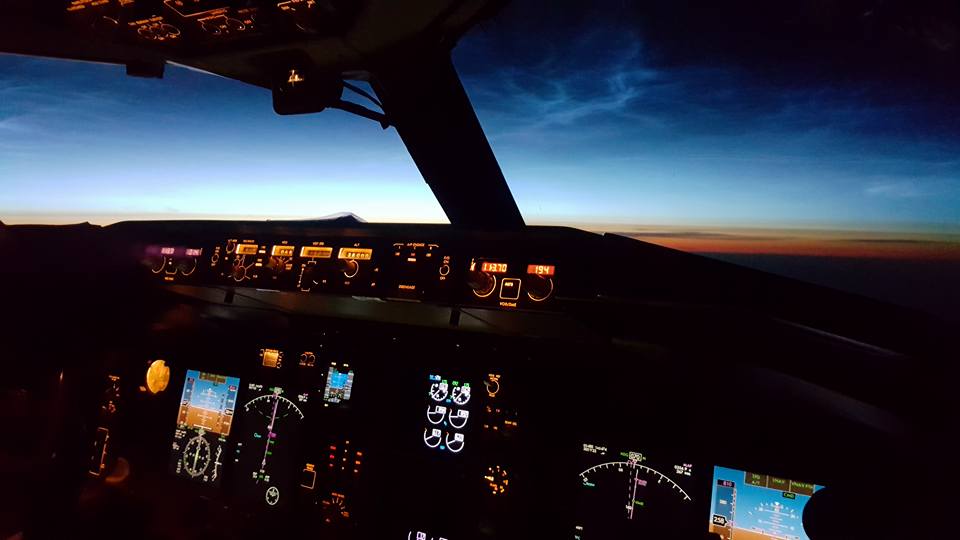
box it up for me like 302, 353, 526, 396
429, 381, 449, 402
448, 408, 470, 429
444, 432, 466, 453
183, 435, 211, 478
244, 392, 305, 421
451, 385, 471, 406
577, 457, 694, 537
579, 461, 692, 504
484, 376, 501, 397
321, 492, 350, 524
265, 486, 281, 506
241, 390, 305, 485
423, 427, 443, 448
426, 405, 447, 425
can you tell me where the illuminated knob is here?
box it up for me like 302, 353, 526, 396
175, 258, 197, 276
526, 275, 554, 302
147, 255, 165, 274
299, 265, 321, 291
468, 271, 496, 298
231, 263, 247, 282
341, 259, 359, 279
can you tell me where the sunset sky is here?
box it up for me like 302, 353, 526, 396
2, 1, 959, 264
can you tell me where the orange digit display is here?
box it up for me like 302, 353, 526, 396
526, 264, 556, 276
481, 262, 508, 274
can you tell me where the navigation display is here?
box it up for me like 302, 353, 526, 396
709, 466, 822, 540
574, 443, 697, 538
234, 382, 307, 508
323, 363, 355, 405
169, 370, 240, 485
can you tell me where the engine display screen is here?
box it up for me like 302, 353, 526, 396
169, 370, 240, 485
709, 466, 822, 540
423, 374, 472, 454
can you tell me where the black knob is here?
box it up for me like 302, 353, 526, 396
468, 271, 496, 298
526, 274, 554, 302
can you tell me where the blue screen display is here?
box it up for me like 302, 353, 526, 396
709, 466, 822, 540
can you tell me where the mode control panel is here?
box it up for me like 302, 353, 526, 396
140, 227, 576, 311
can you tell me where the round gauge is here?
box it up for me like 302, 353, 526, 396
265, 486, 281, 506
484, 375, 500, 397
244, 392, 305, 421
321, 492, 350, 524
447, 408, 469, 429
426, 405, 447, 425
145, 359, 171, 394
577, 455, 695, 537
444, 432, 466, 453
183, 435, 211, 478
239, 389, 305, 488
451, 385, 471, 406
423, 427, 443, 448
429, 381, 449, 402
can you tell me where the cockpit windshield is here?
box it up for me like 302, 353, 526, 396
1, 0, 958, 321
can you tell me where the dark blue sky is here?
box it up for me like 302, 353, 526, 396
2, 0, 959, 234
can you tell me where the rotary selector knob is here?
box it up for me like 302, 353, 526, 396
468, 270, 497, 298
526, 274, 554, 302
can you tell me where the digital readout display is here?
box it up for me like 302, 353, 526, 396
481, 262, 508, 273
526, 264, 555, 276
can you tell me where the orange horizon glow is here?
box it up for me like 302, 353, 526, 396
4, 214, 960, 260
618, 228, 960, 260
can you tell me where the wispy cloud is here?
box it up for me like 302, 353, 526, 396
864, 182, 925, 198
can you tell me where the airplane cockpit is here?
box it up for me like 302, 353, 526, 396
0, 2, 957, 539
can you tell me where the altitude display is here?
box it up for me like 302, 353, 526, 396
709, 466, 822, 540
575, 443, 697, 539
169, 370, 239, 485
234, 383, 307, 507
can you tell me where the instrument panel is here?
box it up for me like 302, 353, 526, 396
61, 0, 361, 52
84, 315, 826, 540
140, 226, 583, 312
